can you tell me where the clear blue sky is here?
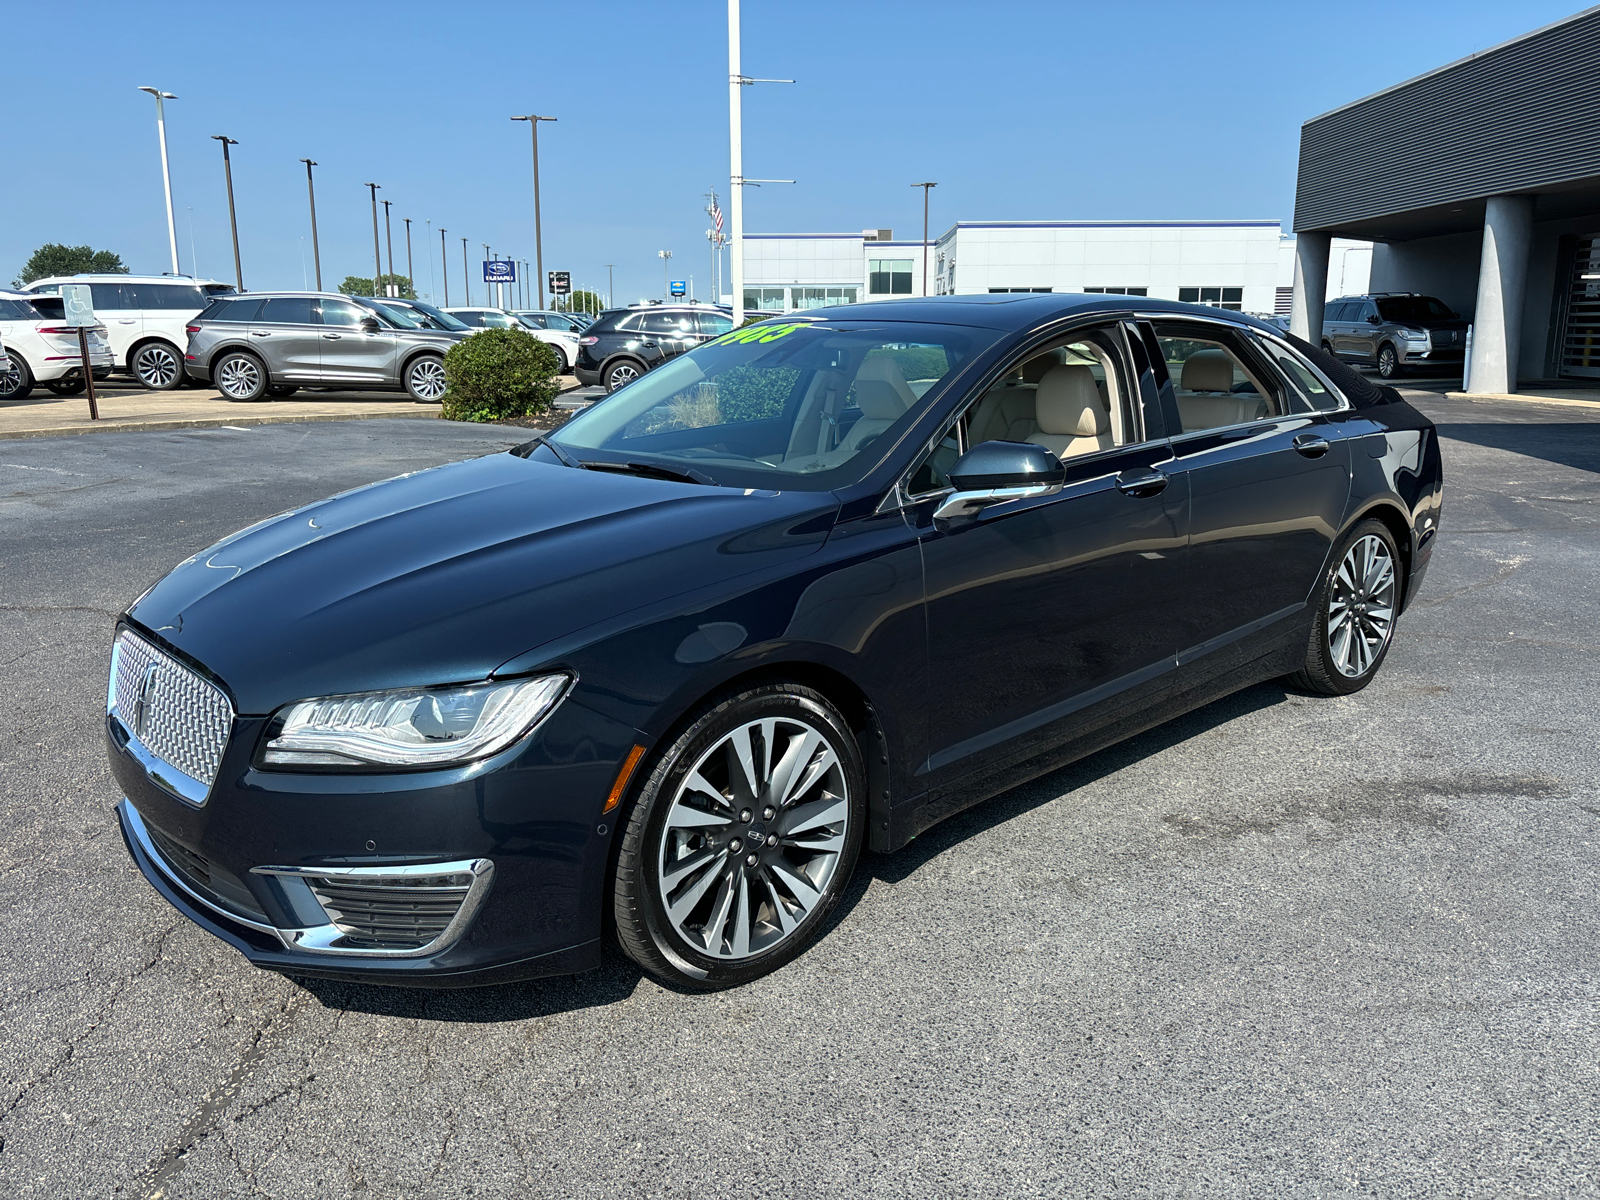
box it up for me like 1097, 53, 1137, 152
3, 0, 1583, 304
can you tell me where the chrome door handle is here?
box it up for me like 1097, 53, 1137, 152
1293, 434, 1331, 458
1115, 469, 1169, 498
322, 334, 342, 340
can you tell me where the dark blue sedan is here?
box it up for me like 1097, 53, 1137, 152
109, 294, 1443, 990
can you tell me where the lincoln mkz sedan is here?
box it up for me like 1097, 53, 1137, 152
110, 294, 1443, 990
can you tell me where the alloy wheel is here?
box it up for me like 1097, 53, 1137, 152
1328, 534, 1396, 677
217, 356, 261, 399
408, 357, 447, 401
1, 361, 25, 397
136, 344, 180, 389
607, 362, 639, 391
1378, 345, 1398, 378
656, 716, 851, 961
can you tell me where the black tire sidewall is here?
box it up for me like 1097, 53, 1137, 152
1307, 518, 1402, 695
134, 342, 184, 390
605, 359, 640, 392
2, 354, 33, 399
1377, 344, 1399, 379
405, 355, 444, 403
214, 352, 268, 402
617, 684, 866, 989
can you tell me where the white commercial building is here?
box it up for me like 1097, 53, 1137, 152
739, 221, 1369, 317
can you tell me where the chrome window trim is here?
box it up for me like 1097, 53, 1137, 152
251, 859, 495, 958
1245, 328, 1354, 414
121, 801, 279, 935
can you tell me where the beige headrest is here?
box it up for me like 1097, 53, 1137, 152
1021, 349, 1066, 384
853, 354, 918, 419
1180, 348, 1235, 392
1035, 365, 1108, 437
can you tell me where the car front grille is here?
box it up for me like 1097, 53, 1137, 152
1432, 329, 1460, 347
111, 630, 234, 794
302, 871, 478, 950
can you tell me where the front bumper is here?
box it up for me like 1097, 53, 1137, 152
110, 678, 639, 986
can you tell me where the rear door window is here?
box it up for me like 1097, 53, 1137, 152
257, 297, 316, 325
1152, 322, 1289, 433
697, 312, 735, 336
89, 283, 135, 310
0, 298, 41, 320
204, 298, 263, 322
136, 283, 206, 310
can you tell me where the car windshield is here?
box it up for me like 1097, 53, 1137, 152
549, 319, 991, 490
367, 301, 427, 329
1378, 296, 1456, 322
403, 300, 471, 331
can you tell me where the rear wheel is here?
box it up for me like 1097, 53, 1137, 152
613, 683, 865, 990
0, 354, 34, 400
46, 376, 85, 396
213, 351, 268, 402
1376, 343, 1401, 379
132, 341, 184, 391
404, 354, 447, 402
604, 358, 642, 392
1289, 518, 1402, 696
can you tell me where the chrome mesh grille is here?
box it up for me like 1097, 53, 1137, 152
304, 873, 474, 950
112, 631, 234, 791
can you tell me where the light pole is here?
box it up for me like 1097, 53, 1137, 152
605, 263, 614, 310
381, 200, 396, 296
911, 182, 937, 296
137, 87, 181, 275
440, 228, 449, 306
461, 237, 470, 306
299, 159, 322, 290
726, 3, 794, 317
211, 136, 244, 292
510, 114, 557, 309
483, 244, 492, 308
659, 250, 674, 301
403, 217, 415, 297
365, 183, 383, 298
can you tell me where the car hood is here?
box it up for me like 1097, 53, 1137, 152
128, 452, 839, 714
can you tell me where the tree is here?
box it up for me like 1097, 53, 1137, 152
16, 244, 129, 286
338, 274, 414, 299
558, 289, 603, 315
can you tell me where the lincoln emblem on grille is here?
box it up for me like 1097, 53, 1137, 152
134, 663, 159, 740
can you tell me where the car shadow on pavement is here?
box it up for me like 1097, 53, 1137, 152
1433, 421, 1600, 474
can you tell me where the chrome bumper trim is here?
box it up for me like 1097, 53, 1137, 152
121, 801, 278, 935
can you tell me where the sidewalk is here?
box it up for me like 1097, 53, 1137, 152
0, 377, 582, 440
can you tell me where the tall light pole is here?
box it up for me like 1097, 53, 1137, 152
381, 200, 396, 296
211, 136, 244, 292
365, 184, 382, 298
726, 3, 793, 317
461, 237, 470, 306
658, 250, 673, 301
403, 217, 415, 297
137, 87, 181, 275
300, 159, 322, 290
510, 114, 557, 309
440, 228, 449, 306
483, 244, 492, 308
605, 263, 614, 310
911, 182, 937, 297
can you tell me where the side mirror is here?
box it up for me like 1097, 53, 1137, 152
934, 441, 1065, 526
360, 316, 381, 332
1366, 313, 1382, 325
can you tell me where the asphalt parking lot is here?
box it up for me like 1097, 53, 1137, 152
2, 395, 1597, 1197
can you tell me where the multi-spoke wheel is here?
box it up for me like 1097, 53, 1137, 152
1376, 343, 1401, 379
0, 353, 33, 400
405, 354, 447, 402
1290, 519, 1402, 695
213, 351, 268, 402
605, 359, 642, 392
614, 683, 865, 989
132, 341, 184, 390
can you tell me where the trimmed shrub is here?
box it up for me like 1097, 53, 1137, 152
441, 328, 560, 422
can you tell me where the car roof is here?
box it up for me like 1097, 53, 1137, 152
733, 292, 1282, 334
26, 274, 229, 286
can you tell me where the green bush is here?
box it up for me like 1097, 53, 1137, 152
440, 328, 560, 422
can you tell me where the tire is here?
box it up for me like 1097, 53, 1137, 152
1320, 341, 1334, 356
613, 682, 866, 990
0, 354, 33, 400
403, 354, 447, 403
1376, 343, 1401, 379
212, 351, 269, 402
265, 385, 299, 398
131, 341, 185, 391
604, 358, 643, 393
1289, 518, 1402, 696
46, 377, 85, 396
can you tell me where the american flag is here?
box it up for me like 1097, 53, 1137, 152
712, 199, 723, 235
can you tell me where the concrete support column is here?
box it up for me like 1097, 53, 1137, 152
1467, 195, 1534, 394
1290, 232, 1330, 344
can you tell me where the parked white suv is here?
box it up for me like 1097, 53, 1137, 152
443, 307, 580, 372
0, 292, 114, 400
22, 275, 232, 391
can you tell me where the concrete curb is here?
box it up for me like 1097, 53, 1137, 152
1444, 390, 1600, 411
0, 407, 436, 441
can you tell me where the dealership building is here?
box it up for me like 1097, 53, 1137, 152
1291, 8, 1600, 393
742, 222, 1370, 316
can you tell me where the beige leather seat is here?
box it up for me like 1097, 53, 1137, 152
1175, 348, 1267, 430
969, 384, 1039, 444
1028, 365, 1113, 459
838, 355, 917, 453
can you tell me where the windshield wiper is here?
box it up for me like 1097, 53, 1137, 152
513, 434, 586, 469
581, 459, 717, 487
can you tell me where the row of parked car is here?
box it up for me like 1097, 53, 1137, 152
0, 271, 609, 401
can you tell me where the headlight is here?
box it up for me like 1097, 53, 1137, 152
1402, 328, 1429, 344
262, 674, 571, 768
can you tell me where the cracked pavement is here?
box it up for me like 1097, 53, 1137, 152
1, 398, 1597, 1197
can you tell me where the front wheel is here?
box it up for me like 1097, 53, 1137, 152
404, 354, 447, 402
132, 341, 185, 391
1376, 343, 1400, 379
613, 683, 866, 990
1289, 519, 1402, 696
213, 351, 268, 402
604, 358, 642, 392
0, 355, 34, 400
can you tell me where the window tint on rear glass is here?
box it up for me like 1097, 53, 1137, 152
641, 312, 695, 334
89, 283, 134, 309
143, 283, 206, 310
697, 312, 734, 335
1154, 323, 1287, 433
258, 297, 316, 325
209, 298, 262, 322
0, 299, 41, 320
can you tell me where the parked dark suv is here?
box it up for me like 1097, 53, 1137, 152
1322, 293, 1468, 379
575, 305, 749, 392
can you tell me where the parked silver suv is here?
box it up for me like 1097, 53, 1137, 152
184, 292, 466, 402
1321, 292, 1469, 379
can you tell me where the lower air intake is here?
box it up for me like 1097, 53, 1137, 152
303, 871, 476, 950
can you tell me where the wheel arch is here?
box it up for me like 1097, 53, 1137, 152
601, 353, 647, 381
1345, 499, 1415, 612
211, 344, 274, 388
126, 334, 183, 371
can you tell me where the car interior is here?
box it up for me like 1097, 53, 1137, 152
1151, 326, 1286, 433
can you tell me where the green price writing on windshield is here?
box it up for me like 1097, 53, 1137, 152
706, 321, 808, 348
